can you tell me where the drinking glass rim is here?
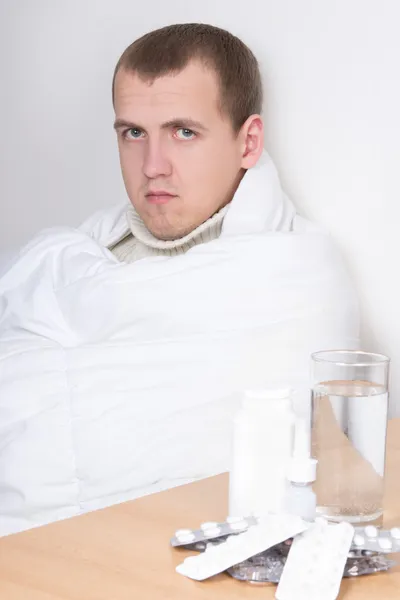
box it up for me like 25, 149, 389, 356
312, 349, 390, 367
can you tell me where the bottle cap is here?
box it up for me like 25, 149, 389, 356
289, 458, 318, 483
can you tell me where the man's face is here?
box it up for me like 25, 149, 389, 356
113, 61, 246, 240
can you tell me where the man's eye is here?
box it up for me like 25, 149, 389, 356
175, 128, 196, 140
124, 128, 144, 140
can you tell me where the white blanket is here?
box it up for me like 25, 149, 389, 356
0, 152, 359, 536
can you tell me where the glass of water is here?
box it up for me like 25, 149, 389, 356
311, 350, 390, 525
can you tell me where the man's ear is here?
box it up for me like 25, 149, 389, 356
239, 115, 264, 169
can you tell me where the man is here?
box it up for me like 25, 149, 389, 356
0, 23, 359, 536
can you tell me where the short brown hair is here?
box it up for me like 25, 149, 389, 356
112, 23, 263, 132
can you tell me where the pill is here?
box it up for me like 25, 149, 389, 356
201, 522, 218, 530
177, 533, 196, 543
364, 526, 378, 538
175, 529, 192, 536
378, 537, 393, 550
390, 527, 400, 540
229, 520, 248, 531
202, 527, 221, 537
353, 534, 365, 546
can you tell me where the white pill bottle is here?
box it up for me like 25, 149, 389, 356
229, 388, 295, 518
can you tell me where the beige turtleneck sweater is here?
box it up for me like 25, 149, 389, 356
110, 204, 229, 263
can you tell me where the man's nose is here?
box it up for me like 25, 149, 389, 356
142, 139, 172, 179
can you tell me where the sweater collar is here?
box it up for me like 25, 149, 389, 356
125, 203, 229, 251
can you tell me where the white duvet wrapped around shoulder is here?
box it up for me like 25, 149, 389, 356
0, 152, 359, 536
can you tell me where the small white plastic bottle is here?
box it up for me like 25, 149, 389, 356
286, 417, 318, 521
228, 388, 295, 518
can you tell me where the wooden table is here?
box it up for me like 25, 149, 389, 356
0, 420, 399, 599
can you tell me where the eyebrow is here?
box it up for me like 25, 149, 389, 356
113, 118, 209, 132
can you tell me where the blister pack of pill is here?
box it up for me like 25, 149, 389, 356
171, 515, 400, 555
170, 516, 258, 548
176, 514, 308, 581
352, 525, 400, 553
227, 546, 396, 583
275, 520, 355, 600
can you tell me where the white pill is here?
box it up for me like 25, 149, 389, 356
226, 516, 244, 523
175, 529, 192, 536
353, 534, 365, 546
177, 533, 196, 543
364, 526, 378, 538
390, 527, 400, 540
229, 520, 248, 531
202, 527, 221, 537
200, 522, 218, 530
378, 537, 393, 550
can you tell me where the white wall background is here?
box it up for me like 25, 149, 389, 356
1, 0, 399, 413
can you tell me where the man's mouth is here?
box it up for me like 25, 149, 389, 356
146, 191, 177, 205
